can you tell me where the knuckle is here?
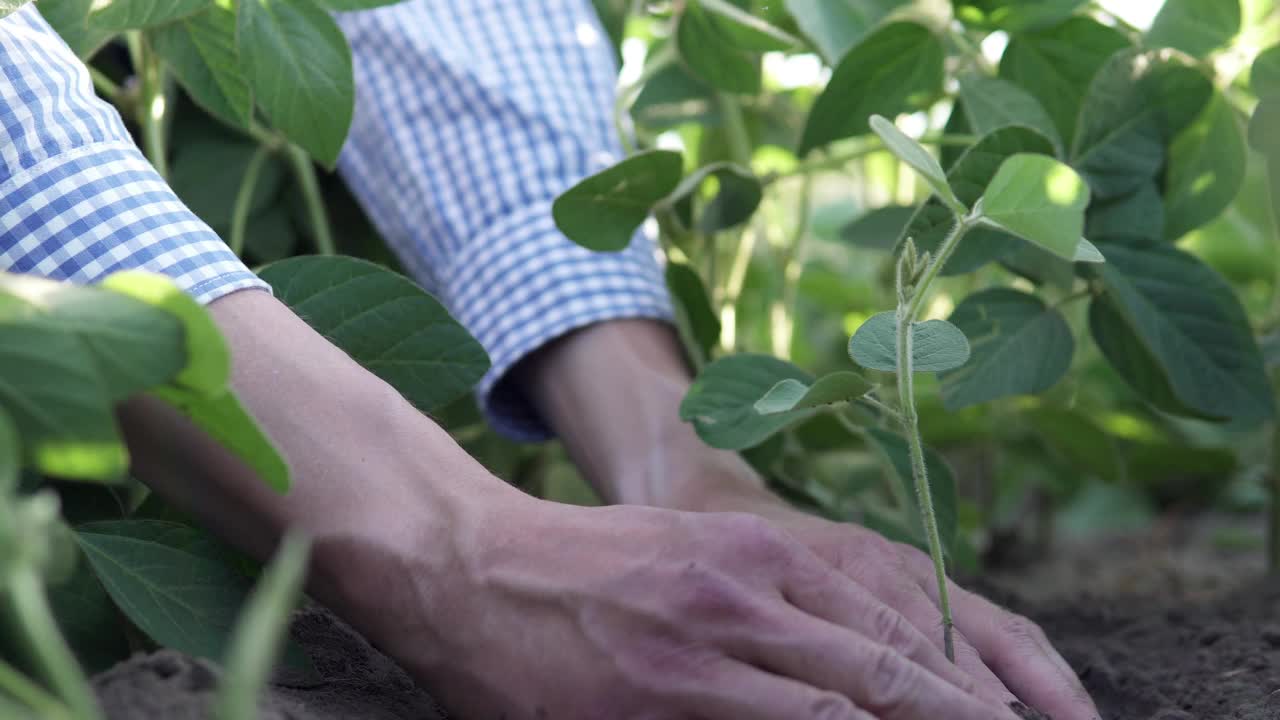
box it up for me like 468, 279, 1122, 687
864, 646, 920, 711
718, 514, 794, 565
1001, 613, 1049, 647
867, 603, 920, 654
806, 691, 859, 720
673, 563, 760, 625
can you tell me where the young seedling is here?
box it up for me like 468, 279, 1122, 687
849, 115, 1098, 660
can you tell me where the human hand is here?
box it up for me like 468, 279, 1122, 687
349, 489, 1022, 720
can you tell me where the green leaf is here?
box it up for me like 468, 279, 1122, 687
1086, 182, 1164, 243
848, 312, 971, 373
238, 0, 354, 166
1250, 98, 1280, 160
258, 256, 489, 412
842, 205, 916, 250
0, 407, 16, 492
754, 372, 875, 414
664, 162, 763, 233
1164, 93, 1246, 240
214, 533, 310, 720
939, 288, 1074, 410
869, 114, 961, 212
553, 150, 684, 251
169, 135, 286, 229
1147, 0, 1241, 58
1023, 406, 1122, 484
46, 556, 132, 673
0, 0, 32, 20
782, 0, 909, 64
152, 388, 290, 492
679, 354, 814, 450
901, 126, 1056, 275
75, 520, 260, 662
150, 4, 253, 130
1071, 49, 1213, 199
677, 0, 761, 94
666, 262, 721, 361
998, 17, 1132, 147
798, 22, 944, 156
864, 427, 957, 556
956, 73, 1063, 154
89, 0, 206, 30
1253, 44, 1280, 98
980, 153, 1091, 260
38, 0, 114, 58
1089, 242, 1273, 423
699, 0, 797, 51
311, 0, 405, 9
953, 0, 1088, 32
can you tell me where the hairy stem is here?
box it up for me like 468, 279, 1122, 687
770, 134, 977, 184
285, 145, 337, 256
895, 216, 976, 662
229, 146, 273, 257
4, 568, 101, 720
127, 33, 168, 179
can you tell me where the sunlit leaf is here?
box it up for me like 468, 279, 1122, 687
782, 0, 909, 64
954, 0, 1087, 32
980, 153, 1091, 260
1146, 0, 1241, 58
870, 114, 961, 211
1164, 93, 1246, 240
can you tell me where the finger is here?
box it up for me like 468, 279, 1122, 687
732, 605, 1020, 720
949, 584, 1099, 720
781, 562, 989, 699
678, 659, 877, 720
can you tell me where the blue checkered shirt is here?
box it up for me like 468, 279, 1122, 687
0, 1, 672, 440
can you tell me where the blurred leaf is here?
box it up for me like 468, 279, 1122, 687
842, 205, 915, 250
152, 389, 290, 492
755, 372, 874, 414
170, 136, 286, 229
1251, 98, 1280, 159
666, 261, 721, 361
312, 0, 405, 9
1253, 44, 1280, 97
553, 150, 684, 251
798, 22, 944, 156
1071, 49, 1213, 199
1164, 94, 1246, 240
151, 5, 253, 130
1147, 0, 1241, 58
677, 0, 761, 93
956, 73, 1062, 154
1088, 242, 1273, 424
1086, 182, 1164, 243
259, 256, 489, 413
46, 552, 131, 674
864, 427, 958, 556
849, 312, 971, 373
1056, 482, 1155, 537
953, 0, 1087, 31
238, 0, 353, 166
902, 126, 1056, 275
38, 0, 114, 58
980, 153, 1091, 260
870, 114, 961, 210
998, 17, 1132, 147
665, 162, 762, 233
940, 288, 1074, 410
89, 0, 206, 30
680, 354, 814, 450
1024, 407, 1122, 483
782, 0, 910, 64
699, 0, 798, 51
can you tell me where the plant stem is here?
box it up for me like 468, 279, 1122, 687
87, 67, 121, 103
895, 216, 976, 662
0, 658, 71, 720
127, 32, 169, 179
229, 146, 273, 257
774, 174, 813, 358
285, 145, 337, 256
769, 134, 978, 184
4, 568, 101, 720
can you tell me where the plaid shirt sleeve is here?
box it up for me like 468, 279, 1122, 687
0, 6, 267, 304
335, 1, 674, 441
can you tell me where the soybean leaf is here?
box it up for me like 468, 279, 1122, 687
842, 206, 916, 250
980, 153, 1091, 261
1024, 407, 1122, 484
754, 372, 874, 414
956, 73, 1062, 154
170, 136, 286, 229
1071, 49, 1213, 199
1089, 243, 1273, 423
89, 0, 206, 30
677, 0, 760, 94
666, 261, 721, 361
258, 256, 489, 412
782, 0, 909, 64
869, 114, 961, 211
900, 126, 1056, 275
864, 427, 957, 556
553, 150, 684, 251
998, 17, 1132, 146
46, 557, 132, 673
1254, 45, 1280, 98
0, 407, 15, 492
214, 534, 310, 720
798, 22, 944, 156
1250, 98, 1280, 160
150, 5, 253, 130
680, 354, 813, 450
1147, 0, 1241, 58
1164, 94, 1246, 240
37, 0, 114, 58
939, 288, 1074, 410
1086, 182, 1164, 243
151, 389, 290, 493
699, 0, 798, 51
953, 0, 1087, 32
664, 162, 763, 233
238, 0, 353, 166
849, 312, 971, 373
